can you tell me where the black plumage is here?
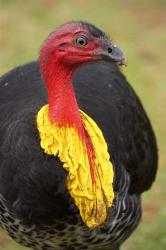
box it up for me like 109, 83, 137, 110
0, 22, 157, 250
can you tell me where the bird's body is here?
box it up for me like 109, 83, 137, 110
0, 22, 157, 250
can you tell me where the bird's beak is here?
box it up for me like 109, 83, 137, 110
98, 44, 127, 66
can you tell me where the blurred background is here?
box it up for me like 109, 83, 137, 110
0, 0, 165, 249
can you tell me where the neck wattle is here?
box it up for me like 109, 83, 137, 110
42, 60, 82, 128
38, 57, 115, 228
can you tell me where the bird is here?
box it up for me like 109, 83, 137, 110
0, 21, 157, 250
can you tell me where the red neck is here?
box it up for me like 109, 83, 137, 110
40, 56, 96, 184
41, 59, 82, 128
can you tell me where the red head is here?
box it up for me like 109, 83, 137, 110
39, 21, 126, 124
40, 21, 126, 74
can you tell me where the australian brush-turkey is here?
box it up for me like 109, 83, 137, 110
0, 21, 157, 250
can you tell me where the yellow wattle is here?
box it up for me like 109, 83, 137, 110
36, 105, 114, 228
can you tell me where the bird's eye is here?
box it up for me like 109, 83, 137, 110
75, 36, 88, 47
108, 47, 113, 53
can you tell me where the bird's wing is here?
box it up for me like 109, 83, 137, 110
73, 62, 158, 194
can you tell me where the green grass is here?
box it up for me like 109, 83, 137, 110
0, 0, 165, 249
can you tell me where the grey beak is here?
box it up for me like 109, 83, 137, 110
99, 45, 127, 66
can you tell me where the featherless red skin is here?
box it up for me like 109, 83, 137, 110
39, 24, 103, 184
40, 24, 101, 125
40, 23, 125, 124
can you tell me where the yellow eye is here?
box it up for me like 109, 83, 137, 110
75, 36, 88, 47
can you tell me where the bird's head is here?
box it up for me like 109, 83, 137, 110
40, 21, 127, 72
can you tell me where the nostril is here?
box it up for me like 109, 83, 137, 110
108, 47, 113, 53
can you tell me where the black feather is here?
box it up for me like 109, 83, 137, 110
79, 21, 108, 39
0, 61, 158, 249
